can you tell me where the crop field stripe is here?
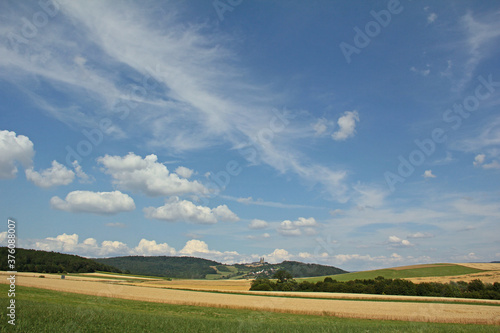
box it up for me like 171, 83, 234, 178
1, 285, 499, 333
2, 278, 499, 325
131, 285, 500, 307
299, 264, 488, 282
92, 271, 173, 279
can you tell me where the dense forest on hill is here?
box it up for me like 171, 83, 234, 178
94, 256, 219, 279
0, 247, 121, 274
279, 261, 347, 277
0, 247, 347, 279
233, 261, 347, 278
95, 257, 347, 279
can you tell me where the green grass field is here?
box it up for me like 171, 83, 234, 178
298, 264, 486, 283
0, 284, 498, 332
205, 265, 239, 280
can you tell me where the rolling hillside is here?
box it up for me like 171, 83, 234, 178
297, 263, 487, 283
94, 256, 220, 279
95, 256, 347, 279
0, 247, 121, 274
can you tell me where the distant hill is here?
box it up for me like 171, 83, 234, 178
0, 247, 121, 274
95, 256, 347, 279
297, 263, 486, 283
278, 261, 347, 277
94, 256, 220, 279
232, 261, 347, 279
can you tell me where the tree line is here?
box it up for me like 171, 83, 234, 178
95, 256, 219, 278
250, 270, 500, 300
0, 247, 121, 274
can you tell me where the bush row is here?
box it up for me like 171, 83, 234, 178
250, 276, 500, 300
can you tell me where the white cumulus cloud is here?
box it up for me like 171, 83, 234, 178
428, 13, 438, 23
179, 239, 211, 255
0, 231, 7, 245
35, 233, 80, 253
265, 249, 291, 263
97, 153, 207, 196
388, 235, 413, 247
277, 217, 318, 236
26, 160, 75, 188
212, 205, 240, 222
175, 166, 194, 179
473, 154, 486, 166
178, 240, 240, 263
332, 111, 359, 141
72, 160, 93, 183
98, 240, 130, 256
423, 170, 436, 178
473, 154, 500, 169
0, 130, 34, 179
134, 239, 176, 256
144, 196, 239, 224
248, 219, 269, 229
313, 118, 328, 136
50, 190, 135, 214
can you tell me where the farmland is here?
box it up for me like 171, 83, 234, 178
1, 285, 499, 333
1, 271, 499, 327
297, 263, 498, 283
1, 263, 499, 330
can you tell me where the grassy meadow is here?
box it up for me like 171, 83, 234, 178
298, 264, 485, 283
0, 284, 498, 332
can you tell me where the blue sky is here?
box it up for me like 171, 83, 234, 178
1, 0, 499, 271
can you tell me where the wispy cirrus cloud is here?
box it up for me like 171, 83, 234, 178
454, 10, 500, 91
0, 1, 353, 203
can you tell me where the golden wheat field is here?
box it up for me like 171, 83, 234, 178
1, 272, 499, 325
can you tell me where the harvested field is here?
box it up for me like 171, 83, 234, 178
4, 272, 128, 282
124, 279, 500, 305
390, 263, 455, 270
81, 272, 159, 280
406, 263, 500, 284
131, 278, 252, 291
2, 273, 499, 325
458, 263, 500, 271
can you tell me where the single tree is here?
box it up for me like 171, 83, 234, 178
273, 269, 293, 283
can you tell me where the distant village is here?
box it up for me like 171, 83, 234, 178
243, 257, 277, 278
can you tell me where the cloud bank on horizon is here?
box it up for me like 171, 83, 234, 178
0, 0, 499, 270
